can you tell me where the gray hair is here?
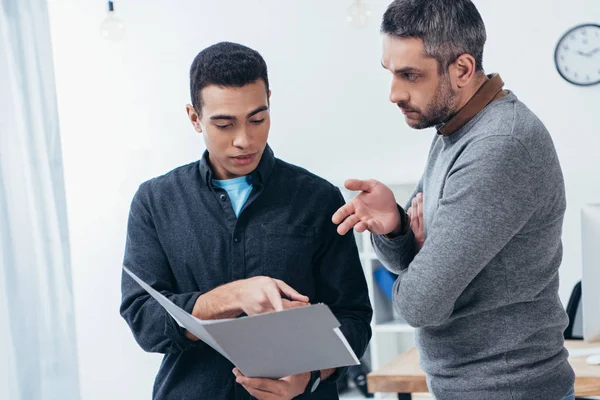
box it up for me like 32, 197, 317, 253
381, 0, 487, 74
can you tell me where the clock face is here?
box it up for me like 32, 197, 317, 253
554, 23, 600, 86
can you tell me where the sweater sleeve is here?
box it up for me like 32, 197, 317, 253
120, 183, 206, 354
389, 136, 539, 328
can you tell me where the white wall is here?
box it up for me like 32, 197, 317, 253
47, 1, 600, 399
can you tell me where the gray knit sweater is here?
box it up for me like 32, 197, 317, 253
372, 92, 575, 400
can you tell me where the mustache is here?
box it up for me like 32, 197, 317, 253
397, 102, 420, 113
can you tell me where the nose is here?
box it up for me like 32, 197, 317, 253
232, 128, 251, 149
389, 77, 409, 104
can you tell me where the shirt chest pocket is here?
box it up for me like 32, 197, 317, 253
258, 223, 317, 284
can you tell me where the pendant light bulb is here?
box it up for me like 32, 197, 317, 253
100, 1, 126, 41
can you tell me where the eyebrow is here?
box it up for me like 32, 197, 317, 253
247, 105, 268, 118
210, 105, 269, 121
380, 61, 422, 74
394, 67, 422, 74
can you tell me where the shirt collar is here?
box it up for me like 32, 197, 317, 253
437, 73, 506, 136
199, 144, 275, 188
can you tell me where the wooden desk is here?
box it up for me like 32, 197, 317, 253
367, 340, 600, 399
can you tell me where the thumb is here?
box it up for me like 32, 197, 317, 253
344, 179, 377, 193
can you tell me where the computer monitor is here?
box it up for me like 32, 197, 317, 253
581, 204, 600, 343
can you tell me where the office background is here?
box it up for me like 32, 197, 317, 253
3, 1, 598, 399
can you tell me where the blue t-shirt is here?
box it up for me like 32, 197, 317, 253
212, 176, 253, 217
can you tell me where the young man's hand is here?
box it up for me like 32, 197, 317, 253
407, 192, 425, 250
332, 179, 401, 235
185, 276, 309, 340
234, 276, 309, 316
232, 368, 310, 400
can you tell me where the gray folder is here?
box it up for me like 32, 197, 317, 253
124, 266, 359, 379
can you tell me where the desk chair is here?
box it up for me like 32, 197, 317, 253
565, 281, 584, 341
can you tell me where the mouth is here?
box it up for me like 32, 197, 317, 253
230, 153, 257, 166
398, 104, 419, 116
401, 109, 419, 117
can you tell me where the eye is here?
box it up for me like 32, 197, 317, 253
404, 73, 418, 82
215, 124, 232, 129
250, 118, 265, 125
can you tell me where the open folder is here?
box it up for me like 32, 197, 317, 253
123, 266, 359, 379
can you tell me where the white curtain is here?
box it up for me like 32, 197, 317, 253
0, 0, 80, 399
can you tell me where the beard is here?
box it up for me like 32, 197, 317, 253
398, 74, 458, 130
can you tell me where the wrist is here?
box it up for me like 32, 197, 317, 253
301, 371, 311, 392
190, 293, 205, 319
191, 282, 242, 319
226, 280, 244, 314
386, 205, 407, 238
303, 370, 321, 395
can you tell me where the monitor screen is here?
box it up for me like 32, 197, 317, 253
582, 204, 600, 343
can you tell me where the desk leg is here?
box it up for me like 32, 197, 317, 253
397, 394, 412, 400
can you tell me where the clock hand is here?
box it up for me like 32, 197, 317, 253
577, 50, 590, 57
589, 47, 600, 56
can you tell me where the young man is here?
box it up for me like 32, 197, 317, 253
332, 1, 575, 399
120, 42, 372, 400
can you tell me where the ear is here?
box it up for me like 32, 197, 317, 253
186, 104, 203, 133
449, 54, 477, 89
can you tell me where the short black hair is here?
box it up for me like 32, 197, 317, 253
189, 42, 269, 113
381, 0, 486, 73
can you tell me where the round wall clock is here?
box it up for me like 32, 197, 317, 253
554, 23, 600, 86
